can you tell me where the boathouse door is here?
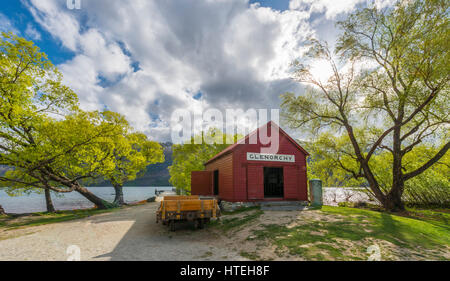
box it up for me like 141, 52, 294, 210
264, 167, 284, 198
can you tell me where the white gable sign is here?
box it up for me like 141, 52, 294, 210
247, 152, 295, 163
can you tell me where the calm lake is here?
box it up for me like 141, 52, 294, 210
0, 186, 174, 214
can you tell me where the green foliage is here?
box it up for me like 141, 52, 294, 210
302, 133, 366, 187
0, 33, 164, 208
168, 128, 240, 194
281, 0, 450, 210
306, 133, 450, 206
0, 32, 80, 191
102, 130, 165, 188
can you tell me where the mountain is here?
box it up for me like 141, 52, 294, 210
89, 142, 173, 187
122, 142, 173, 186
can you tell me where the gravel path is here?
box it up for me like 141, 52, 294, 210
0, 203, 244, 261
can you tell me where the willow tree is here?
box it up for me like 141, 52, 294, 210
0, 33, 135, 209
282, 0, 449, 211
305, 132, 449, 207
0, 109, 129, 209
2, 169, 57, 213
169, 129, 240, 194
104, 132, 164, 206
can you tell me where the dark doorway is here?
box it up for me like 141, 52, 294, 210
264, 167, 284, 198
213, 170, 219, 195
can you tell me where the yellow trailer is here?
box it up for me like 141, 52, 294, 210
156, 196, 220, 231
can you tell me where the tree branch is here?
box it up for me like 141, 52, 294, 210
403, 142, 450, 180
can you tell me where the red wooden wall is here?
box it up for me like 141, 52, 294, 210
194, 122, 308, 202
231, 122, 308, 202
191, 171, 212, 195
204, 153, 234, 201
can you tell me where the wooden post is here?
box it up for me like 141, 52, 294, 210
162, 201, 166, 220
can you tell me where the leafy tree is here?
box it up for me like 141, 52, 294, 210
0, 33, 163, 209
0, 109, 128, 209
2, 169, 57, 212
169, 129, 239, 194
306, 133, 449, 207
104, 132, 164, 206
302, 133, 366, 187
0, 32, 83, 209
282, 0, 449, 211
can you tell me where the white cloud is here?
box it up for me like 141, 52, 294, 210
25, 23, 41, 41
25, 0, 387, 142
289, 0, 364, 19
0, 13, 20, 34
27, 0, 80, 51
289, 0, 393, 19
23, 0, 317, 141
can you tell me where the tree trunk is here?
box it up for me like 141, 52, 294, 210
386, 125, 406, 212
0, 204, 5, 215
113, 184, 125, 206
74, 185, 116, 209
383, 188, 405, 212
45, 188, 56, 213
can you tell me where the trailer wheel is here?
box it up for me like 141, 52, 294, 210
169, 220, 176, 232
198, 219, 205, 229
193, 219, 199, 230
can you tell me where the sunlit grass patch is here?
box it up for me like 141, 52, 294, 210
212, 207, 263, 232
0, 208, 120, 230
249, 206, 450, 260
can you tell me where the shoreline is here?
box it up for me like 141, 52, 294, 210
0, 186, 173, 214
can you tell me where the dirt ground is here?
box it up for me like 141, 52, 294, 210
0, 203, 448, 261
0, 203, 244, 261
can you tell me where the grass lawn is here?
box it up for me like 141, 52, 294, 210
235, 206, 449, 260
0, 208, 121, 231
211, 206, 264, 232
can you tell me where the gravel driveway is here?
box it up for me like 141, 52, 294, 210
0, 203, 243, 261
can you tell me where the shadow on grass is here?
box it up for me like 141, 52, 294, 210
249, 206, 450, 260
0, 208, 119, 230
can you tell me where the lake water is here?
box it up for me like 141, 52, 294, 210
0, 186, 376, 214
323, 187, 377, 206
0, 186, 174, 214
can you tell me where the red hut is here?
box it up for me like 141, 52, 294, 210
191, 121, 309, 202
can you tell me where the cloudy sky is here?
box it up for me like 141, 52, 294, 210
0, 0, 389, 142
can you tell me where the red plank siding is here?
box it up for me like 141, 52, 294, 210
191, 171, 213, 195
205, 153, 234, 201
247, 165, 264, 200
192, 121, 309, 202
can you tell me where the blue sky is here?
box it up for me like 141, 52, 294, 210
0, 1, 74, 64
0, 0, 383, 141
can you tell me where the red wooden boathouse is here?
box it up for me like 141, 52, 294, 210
191, 121, 309, 202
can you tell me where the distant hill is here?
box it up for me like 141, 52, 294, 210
0, 165, 10, 176
89, 142, 173, 187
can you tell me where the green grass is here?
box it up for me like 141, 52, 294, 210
0, 208, 120, 230
249, 206, 450, 260
212, 207, 264, 232
240, 251, 260, 260
404, 208, 450, 228
321, 206, 450, 248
